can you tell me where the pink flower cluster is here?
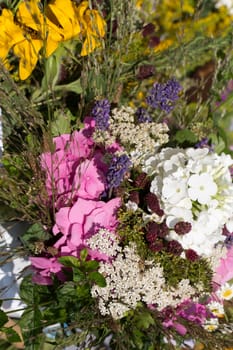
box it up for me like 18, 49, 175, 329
162, 300, 211, 336
41, 118, 109, 208
213, 246, 233, 287
30, 118, 122, 284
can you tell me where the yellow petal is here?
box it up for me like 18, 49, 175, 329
80, 32, 99, 56
45, 38, 60, 57
0, 9, 25, 51
46, 0, 81, 40
17, 0, 63, 53
13, 38, 43, 80
88, 10, 106, 37
75, 1, 89, 19
16, 0, 44, 32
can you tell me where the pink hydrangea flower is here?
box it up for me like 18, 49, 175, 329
40, 117, 122, 209
41, 121, 96, 207
53, 197, 121, 256
213, 246, 233, 288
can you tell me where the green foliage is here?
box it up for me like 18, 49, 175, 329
117, 208, 148, 257
153, 251, 213, 291
0, 308, 21, 345
58, 249, 106, 287
0, 309, 8, 327
173, 129, 198, 145
20, 223, 51, 253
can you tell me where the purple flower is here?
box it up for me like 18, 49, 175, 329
91, 99, 111, 131
225, 235, 233, 249
146, 79, 182, 113
135, 107, 152, 123
195, 138, 213, 151
176, 300, 210, 325
106, 154, 131, 189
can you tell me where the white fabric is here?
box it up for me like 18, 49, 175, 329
0, 223, 30, 318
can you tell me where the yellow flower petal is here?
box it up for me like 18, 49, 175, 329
81, 32, 99, 56
16, 0, 43, 32
13, 38, 43, 80
17, 0, 64, 55
88, 10, 106, 38
0, 9, 25, 59
46, 0, 81, 41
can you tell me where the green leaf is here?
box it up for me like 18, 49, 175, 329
76, 285, 90, 300
54, 79, 82, 95
2, 327, 21, 343
20, 275, 49, 305
19, 308, 44, 350
80, 248, 88, 262
20, 223, 51, 251
41, 50, 62, 91
84, 260, 99, 272
58, 256, 81, 268
173, 129, 198, 144
57, 282, 77, 301
135, 311, 155, 330
89, 272, 106, 287
73, 269, 85, 283
209, 133, 226, 154
0, 310, 8, 327
50, 109, 71, 136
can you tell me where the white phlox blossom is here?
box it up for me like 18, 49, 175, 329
143, 147, 233, 256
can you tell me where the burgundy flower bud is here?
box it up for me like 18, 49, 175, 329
145, 192, 164, 216
157, 221, 169, 238
113, 186, 125, 197
146, 222, 159, 242
134, 172, 150, 189
142, 23, 155, 37
222, 224, 231, 236
148, 36, 160, 48
149, 240, 164, 253
185, 249, 199, 262
137, 65, 155, 80
162, 306, 174, 318
146, 231, 158, 243
174, 221, 192, 235
129, 191, 140, 205
166, 240, 183, 256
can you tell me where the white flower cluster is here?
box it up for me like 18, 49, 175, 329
109, 106, 169, 166
91, 241, 202, 319
86, 229, 121, 257
143, 147, 233, 256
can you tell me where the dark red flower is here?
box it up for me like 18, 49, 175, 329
174, 221, 192, 235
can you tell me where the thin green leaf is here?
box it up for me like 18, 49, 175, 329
0, 310, 8, 327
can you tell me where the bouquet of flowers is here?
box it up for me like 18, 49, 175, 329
1, 0, 233, 349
